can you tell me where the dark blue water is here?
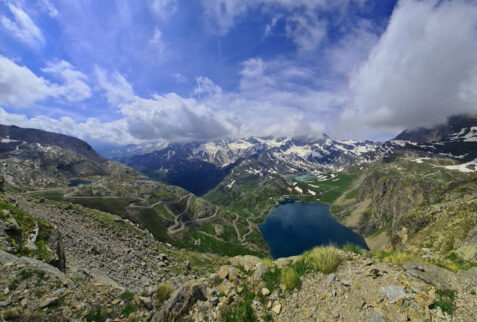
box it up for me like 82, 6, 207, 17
68, 179, 93, 187
259, 200, 369, 258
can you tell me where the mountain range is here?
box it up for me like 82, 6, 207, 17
97, 114, 477, 195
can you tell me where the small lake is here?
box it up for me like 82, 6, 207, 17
259, 200, 369, 258
68, 179, 93, 187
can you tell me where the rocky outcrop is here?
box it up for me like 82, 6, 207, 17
156, 282, 206, 321
45, 227, 66, 272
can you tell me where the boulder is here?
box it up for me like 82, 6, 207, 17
0, 221, 22, 253
217, 265, 242, 281
45, 227, 66, 272
230, 255, 262, 271
403, 261, 457, 291
379, 286, 409, 304
252, 264, 267, 281
456, 267, 477, 288
155, 282, 206, 321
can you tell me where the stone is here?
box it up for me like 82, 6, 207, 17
38, 297, 58, 308
139, 296, 153, 310
0, 221, 22, 253
156, 282, 206, 321
261, 288, 271, 296
403, 261, 456, 291
0, 300, 10, 307
230, 255, 262, 271
252, 264, 267, 281
50, 287, 67, 297
326, 273, 337, 285
217, 265, 241, 281
365, 268, 381, 279
379, 286, 408, 304
272, 303, 282, 315
456, 267, 477, 288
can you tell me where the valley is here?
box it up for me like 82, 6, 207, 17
0, 116, 476, 321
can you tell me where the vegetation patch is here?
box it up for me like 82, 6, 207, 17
433, 289, 456, 315
155, 283, 174, 307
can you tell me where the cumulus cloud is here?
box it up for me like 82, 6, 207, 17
0, 107, 135, 144
0, 55, 53, 107
340, 0, 477, 135
1, 3, 44, 47
0, 55, 92, 108
42, 61, 92, 102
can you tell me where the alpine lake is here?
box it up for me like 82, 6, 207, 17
259, 199, 369, 258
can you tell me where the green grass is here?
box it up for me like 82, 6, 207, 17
342, 243, 364, 255
280, 266, 301, 291
32, 191, 64, 201
260, 246, 342, 294
433, 289, 456, 315
299, 246, 342, 274
223, 286, 256, 322
84, 307, 106, 322
119, 292, 134, 301
121, 303, 135, 316
68, 197, 131, 218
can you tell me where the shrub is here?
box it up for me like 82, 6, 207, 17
301, 246, 341, 274
155, 284, 174, 306
280, 266, 301, 291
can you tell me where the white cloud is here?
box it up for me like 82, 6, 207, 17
0, 107, 135, 144
172, 73, 187, 83
193, 77, 223, 97
340, 0, 477, 135
42, 61, 92, 102
39, 0, 59, 17
0, 55, 53, 107
285, 13, 327, 51
0, 55, 92, 108
149, 28, 168, 58
147, 0, 177, 20
1, 3, 44, 47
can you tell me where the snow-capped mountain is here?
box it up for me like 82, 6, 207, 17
100, 114, 477, 195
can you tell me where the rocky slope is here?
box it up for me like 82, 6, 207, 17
0, 125, 269, 257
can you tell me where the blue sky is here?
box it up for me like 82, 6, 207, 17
0, 0, 476, 145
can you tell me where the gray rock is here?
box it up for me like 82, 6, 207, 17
403, 261, 456, 291
252, 264, 267, 281
456, 267, 477, 288
38, 297, 58, 308
326, 273, 337, 285
50, 287, 67, 297
0, 250, 69, 284
46, 228, 66, 272
0, 221, 22, 253
379, 286, 408, 304
155, 282, 206, 321
0, 300, 10, 307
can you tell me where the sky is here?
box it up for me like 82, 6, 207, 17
0, 0, 476, 145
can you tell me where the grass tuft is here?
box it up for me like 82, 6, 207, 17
155, 284, 174, 306
301, 246, 341, 274
280, 266, 301, 292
